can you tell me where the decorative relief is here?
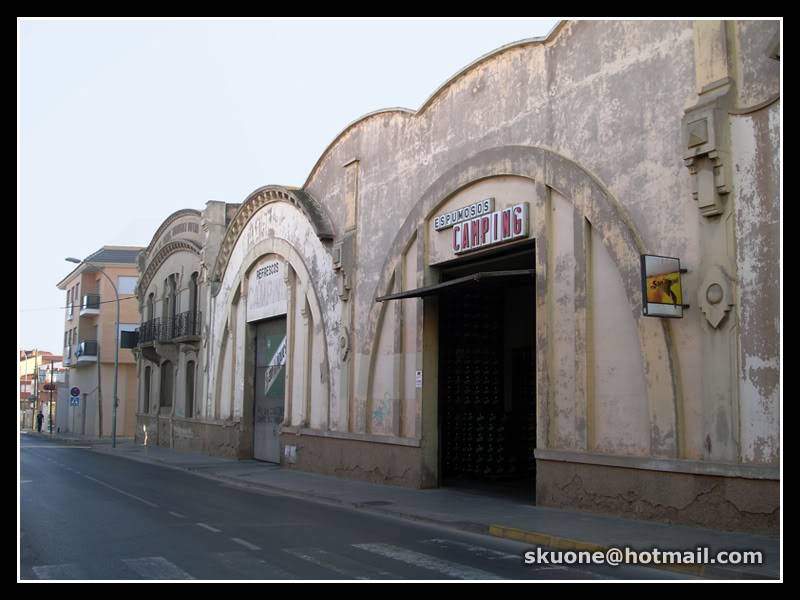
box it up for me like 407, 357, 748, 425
697, 265, 735, 328
683, 104, 732, 218
209, 186, 335, 289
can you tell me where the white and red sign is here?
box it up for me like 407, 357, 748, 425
448, 203, 528, 255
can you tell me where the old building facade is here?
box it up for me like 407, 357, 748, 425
135, 20, 780, 533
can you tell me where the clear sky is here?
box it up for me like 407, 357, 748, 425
19, 18, 560, 354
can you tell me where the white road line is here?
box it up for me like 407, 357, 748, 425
353, 543, 503, 580
82, 475, 159, 508
212, 551, 297, 580
283, 548, 369, 579
196, 522, 222, 533
231, 537, 261, 551
123, 556, 194, 580
32, 563, 85, 579
169, 511, 186, 519
21, 480, 33, 484
420, 538, 520, 560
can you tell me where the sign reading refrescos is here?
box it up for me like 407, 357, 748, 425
640, 254, 686, 318
247, 256, 288, 323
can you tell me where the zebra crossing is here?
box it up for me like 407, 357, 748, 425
26, 537, 554, 581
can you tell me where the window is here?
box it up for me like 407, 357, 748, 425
144, 366, 151, 412
160, 361, 173, 408
185, 361, 195, 418
118, 276, 138, 295
118, 323, 138, 338
146, 293, 154, 321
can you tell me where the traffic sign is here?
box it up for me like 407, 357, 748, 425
70, 387, 80, 397
70, 397, 80, 407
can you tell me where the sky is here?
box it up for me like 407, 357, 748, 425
19, 18, 561, 354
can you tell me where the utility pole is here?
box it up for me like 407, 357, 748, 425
49, 359, 54, 434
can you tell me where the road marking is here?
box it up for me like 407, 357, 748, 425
212, 551, 297, 580
21, 480, 33, 484
283, 548, 369, 579
32, 563, 85, 579
231, 537, 261, 551
196, 522, 222, 533
353, 543, 503, 580
82, 475, 159, 508
169, 511, 186, 519
420, 538, 519, 560
123, 556, 194, 580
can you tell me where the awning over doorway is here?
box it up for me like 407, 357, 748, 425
376, 269, 534, 302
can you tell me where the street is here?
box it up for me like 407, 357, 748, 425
20, 435, 686, 581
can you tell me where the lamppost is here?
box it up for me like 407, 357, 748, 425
66, 257, 120, 448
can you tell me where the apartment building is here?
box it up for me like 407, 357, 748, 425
56, 246, 143, 438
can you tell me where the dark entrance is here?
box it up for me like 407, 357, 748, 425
253, 317, 287, 463
437, 245, 536, 499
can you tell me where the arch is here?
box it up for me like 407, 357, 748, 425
210, 185, 336, 288
143, 209, 202, 260
136, 239, 202, 299
212, 237, 334, 427
364, 145, 682, 458
302, 22, 567, 189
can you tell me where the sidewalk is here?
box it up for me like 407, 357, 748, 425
24, 432, 780, 579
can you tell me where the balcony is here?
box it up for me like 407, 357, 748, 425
75, 340, 98, 364
80, 293, 101, 317
173, 311, 201, 342
138, 317, 165, 345
138, 311, 201, 345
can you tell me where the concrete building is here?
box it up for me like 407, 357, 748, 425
134, 21, 780, 533
57, 246, 143, 438
19, 350, 63, 429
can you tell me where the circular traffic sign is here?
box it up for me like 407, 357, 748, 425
70, 387, 80, 397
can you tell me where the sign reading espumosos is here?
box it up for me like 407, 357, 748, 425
435, 200, 529, 255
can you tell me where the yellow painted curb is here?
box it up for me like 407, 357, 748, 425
488, 525, 706, 577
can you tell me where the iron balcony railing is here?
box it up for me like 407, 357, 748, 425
138, 317, 163, 344
173, 310, 201, 339
138, 311, 201, 345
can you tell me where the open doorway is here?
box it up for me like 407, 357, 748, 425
437, 244, 536, 500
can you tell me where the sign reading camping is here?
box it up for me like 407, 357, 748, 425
435, 201, 529, 255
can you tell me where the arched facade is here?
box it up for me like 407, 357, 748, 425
135, 20, 779, 533
134, 209, 205, 449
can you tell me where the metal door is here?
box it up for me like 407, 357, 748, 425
253, 317, 287, 462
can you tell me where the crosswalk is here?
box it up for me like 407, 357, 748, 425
26, 537, 560, 581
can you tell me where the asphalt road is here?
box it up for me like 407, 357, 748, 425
20, 436, 686, 581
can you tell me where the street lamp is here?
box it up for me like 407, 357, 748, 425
66, 257, 120, 449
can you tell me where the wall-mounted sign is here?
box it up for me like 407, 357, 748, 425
444, 203, 528, 255
640, 254, 687, 318
247, 256, 288, 323
434, 198, 495, 231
